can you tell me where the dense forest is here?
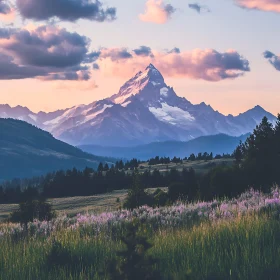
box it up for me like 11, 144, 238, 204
0, 115, 279, 204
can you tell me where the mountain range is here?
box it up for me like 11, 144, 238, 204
0, 119, 114, 181
79, 133, 250, 161
0, 64, 277, 147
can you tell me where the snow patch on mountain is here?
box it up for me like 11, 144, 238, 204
121, 101, 131, 107
28, 114, 37, 121
149, 103, 195, 125
0, 112, 8, 118
160, 87, 169, 97
81, 104, 113, 124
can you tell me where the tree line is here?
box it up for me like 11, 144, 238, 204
1, 114, 279, 205
147, 152, 232, 166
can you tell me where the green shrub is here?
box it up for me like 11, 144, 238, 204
153, 189, 169, 207
10, 199, 56, 225
168, 182, 186, 201
123, 170, 153, 209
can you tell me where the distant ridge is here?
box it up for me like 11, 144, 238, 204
79, 133, 250, 160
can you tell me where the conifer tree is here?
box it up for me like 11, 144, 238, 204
98, 163, 104, 172
106, 221, 161, 280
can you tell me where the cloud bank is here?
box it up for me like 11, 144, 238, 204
235, 0, 280, 13
92, 47, 250, 81
0, 25, 93, 80
139, 0, 176, 24
16, 0, 117, 22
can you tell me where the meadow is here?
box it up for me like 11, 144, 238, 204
0, 158, 233, 221
0, 187, 280, 280
138, 158, 234, 175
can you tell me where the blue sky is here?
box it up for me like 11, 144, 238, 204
0, 0, 280, 115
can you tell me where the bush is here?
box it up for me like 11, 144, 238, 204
153, 189, 169, 207
10, 199, 56, 225
168, 182, 186, 201
123, 170, 153, 209
123, 190, 153, 210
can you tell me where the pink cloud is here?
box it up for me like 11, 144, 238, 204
55, 79, 98, 91
236, 0, 280, 12
94, 47, 250, 82
139, 0, 176, 24
0, 0, 15, 22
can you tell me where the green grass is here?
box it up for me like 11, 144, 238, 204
0, 214, 280, 280
0, 188, 167, 221
0, 190, 127, 221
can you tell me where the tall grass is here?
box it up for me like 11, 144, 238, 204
0, 214, 280, 279
1, 187, 280, 279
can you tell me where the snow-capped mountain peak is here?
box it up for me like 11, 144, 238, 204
0, 64, 277, 147
110, 64, 165, 104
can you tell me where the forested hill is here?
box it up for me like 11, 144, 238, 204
0, 119, 115, 181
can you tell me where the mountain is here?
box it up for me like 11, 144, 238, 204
0, 64, 277, 146
0, 119, 114, 181
79, 133, 250, 161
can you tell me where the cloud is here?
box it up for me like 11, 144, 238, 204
188, 3, 210, 13
0, 53, 47, 79
92, 47, 250, 82
0, 0, 15, 22
15, 0, 117, 22
133, 46, 154, 57
139, 0, 176, 24
168, 47, 180, 54
263, 50, 280, 71
0, 26, 90, 68
0, 25, 93, 80
56, 80, 98, 91
96, 47, 133, 61
0, 0, 11, 14
92, 63, 100, 70
235, 0, 280, 13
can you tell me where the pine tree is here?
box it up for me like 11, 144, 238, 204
233, 141, 243, 164
104, 163, 109, 171
106, 221, 161, 280
242, 116, 275, 189
119, 160, 124, 170
123, 170, 150, 209
98, 163, 104, 172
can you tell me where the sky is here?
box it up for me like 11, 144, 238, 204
0, 0, 280, 116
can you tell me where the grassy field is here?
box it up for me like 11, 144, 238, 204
0, 188, 167, 221
0, 190, 127, 221
0, 215, 279, 279
138, 158, 234, 175
0, 187, 280, 279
